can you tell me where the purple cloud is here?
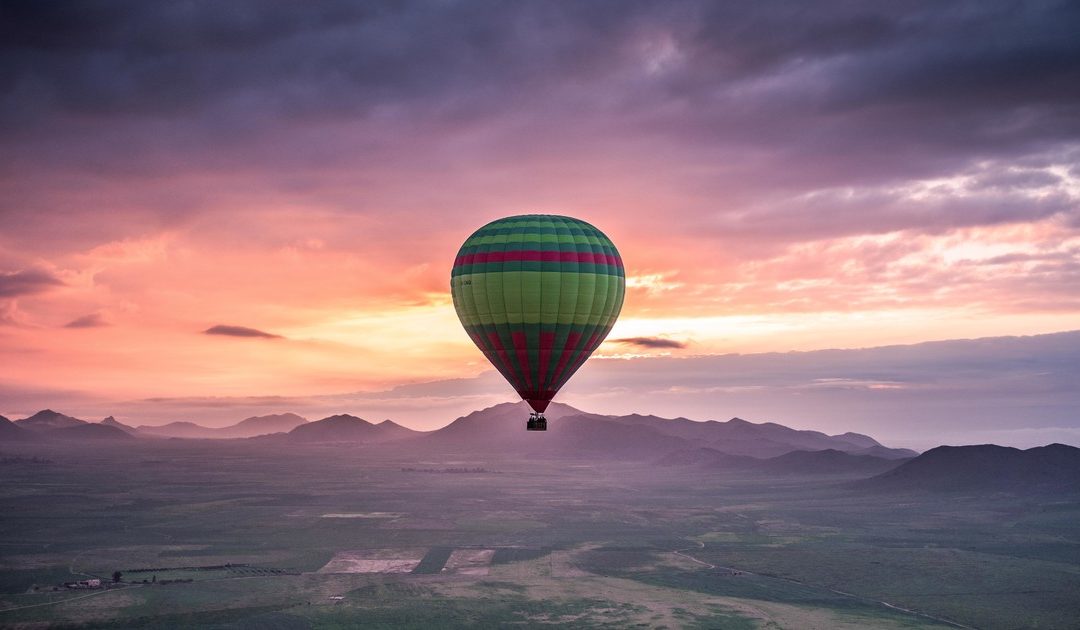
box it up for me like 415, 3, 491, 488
202, 324, 282, 339
63, 312, 109, 328
0, 269, 63, 297
609, 337, 688, 350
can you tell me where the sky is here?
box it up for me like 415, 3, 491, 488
1, 1, 1078, 447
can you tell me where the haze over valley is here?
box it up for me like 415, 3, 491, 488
3, 403, 1080, 628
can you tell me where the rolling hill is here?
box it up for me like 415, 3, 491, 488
0, 415, 40, 441
15, 410, 88, 431
604, 413, 915, 458
136, 421, 217, 439
858, 443, 1080, 493
656, 447, 758, 469
138, 413, 310, 439
406, 401, 690, 457
413, 402, 915, 462
216, 413, 308, 438
371, 419, 423, 441
287, 415, 423, 443
657, 446, 908, 475
412, 402, 599, 450
52, 423, 135, 441
762, 449, 908, 475
100, 416, 140, 435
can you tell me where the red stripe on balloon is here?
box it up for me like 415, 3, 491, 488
510, 331, 533, 390
476, 332, 521, 391
454, 251, 622, 267
485, 330, 506, 355
549, 331, 581, 389
538, 331, 554, 390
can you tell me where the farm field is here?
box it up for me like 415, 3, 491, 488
0, 439, 1078, 628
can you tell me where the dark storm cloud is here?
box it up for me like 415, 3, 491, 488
2, 2, 1077, 157
0, 1, 1077, 249
63, 313, 109, 328
202, 324, 281, 339
0, 0, 620, 126
0, 268, 63, 297
609, 337, 688, 350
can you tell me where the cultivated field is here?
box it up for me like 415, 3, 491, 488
0, 439, 1077, 628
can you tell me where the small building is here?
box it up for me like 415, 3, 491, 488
62, 579, 102, 589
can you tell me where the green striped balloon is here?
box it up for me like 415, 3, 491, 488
451, 215, 625, 413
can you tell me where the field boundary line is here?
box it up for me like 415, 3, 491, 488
0, 586, 143, 613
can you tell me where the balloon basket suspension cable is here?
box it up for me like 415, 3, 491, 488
526, 412, 547, 431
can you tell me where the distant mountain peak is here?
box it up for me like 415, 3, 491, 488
320, 413, 367, 422
286, 413, 420, 443
29, 409, 66, 420
100, 416, 140, 435
222, 413, 308, 437
16, 409, 88, 431
238, 412, 306, 424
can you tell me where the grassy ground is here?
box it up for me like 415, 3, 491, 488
0, 439, 1076, 628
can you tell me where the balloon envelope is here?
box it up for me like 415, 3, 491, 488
451, 215, 625, 413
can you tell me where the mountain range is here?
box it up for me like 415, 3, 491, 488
2, 402, 913, 459
405, 402, 917, 461
4, 403, 1077, 492
857, 443, 1080, 493
5, 410, 132, 441
136, 412, 310, 439
657, 446, 908, 476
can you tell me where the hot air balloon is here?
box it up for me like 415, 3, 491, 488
451, 215, 625, 431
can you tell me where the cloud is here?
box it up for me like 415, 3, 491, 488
609, 337, 687, 349
63, 312, 109, 328
139, 395, 305, 408
2, 2, 1078, 255
559, 330, 1080, 449
0, 268, 63, 297
2, 2, 1077, 179
202, 324, 282, 339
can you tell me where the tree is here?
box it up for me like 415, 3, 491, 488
112, 571, 122, 583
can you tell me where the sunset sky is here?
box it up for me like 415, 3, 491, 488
1, 2, 1078, 447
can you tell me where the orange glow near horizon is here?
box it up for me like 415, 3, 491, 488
2, 205, 1079, 412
